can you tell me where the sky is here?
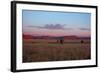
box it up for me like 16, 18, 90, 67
22, 10, 91, 37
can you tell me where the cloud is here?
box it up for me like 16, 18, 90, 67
27, 24, 72, 30
25, 25, 90, 31
79, 28, 90, 31
44, 24, 64, 29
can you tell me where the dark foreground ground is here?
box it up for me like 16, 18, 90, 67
23, 39, 91, 63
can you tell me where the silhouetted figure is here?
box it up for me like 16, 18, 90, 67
60, 39, 64, 44
81, 40, 84, 43
57, 40, 59, 43
56, 37, 64, 44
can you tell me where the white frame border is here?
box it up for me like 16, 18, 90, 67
16, 3, 96, 70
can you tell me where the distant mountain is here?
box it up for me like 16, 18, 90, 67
23, 34, 50, 39
23, 34, 33, 39
23, 34, 90, 40
78, 37, 91, 39
63, 36, 79, 39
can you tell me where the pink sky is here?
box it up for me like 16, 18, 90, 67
23, 27, 90, 37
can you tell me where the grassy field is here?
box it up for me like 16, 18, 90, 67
23, 39, 91, 63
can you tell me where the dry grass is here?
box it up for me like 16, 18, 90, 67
23, 39, 91, 63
